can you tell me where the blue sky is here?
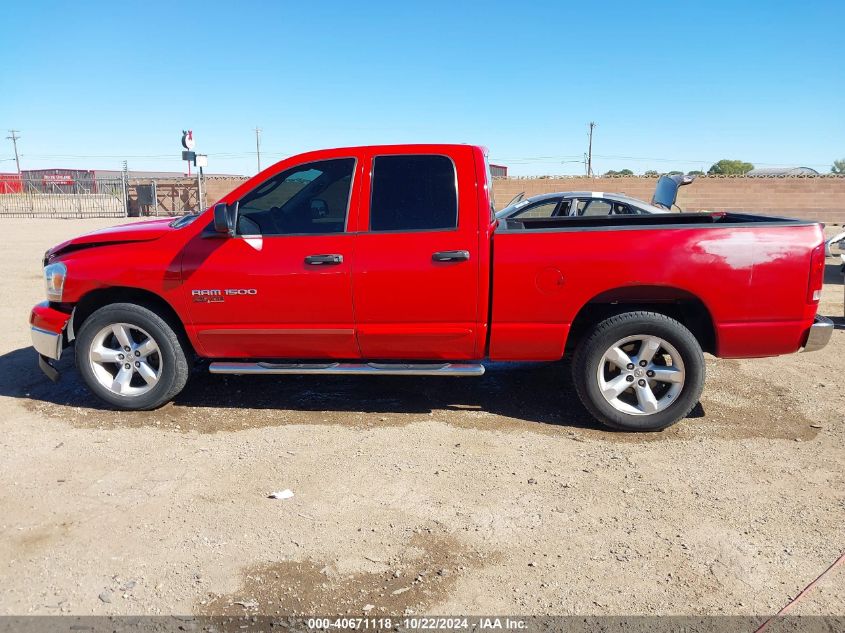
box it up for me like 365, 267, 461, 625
1, 0, 843, 176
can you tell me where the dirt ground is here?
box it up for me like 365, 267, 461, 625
0, 218, 842, 618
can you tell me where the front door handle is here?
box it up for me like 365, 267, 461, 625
305, 254, 343, 265
432, 250, 470, 262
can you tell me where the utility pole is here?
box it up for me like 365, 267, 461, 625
197, 163, 204, 211
121, 160, 129, 218
6, 130, 21, 174
586, 122, 596, 177
254, 127, 262, 173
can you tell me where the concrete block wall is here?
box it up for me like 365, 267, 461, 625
492, 176, 845, 224
127, 177, 249, 215
129, 175, 845, 225
203, 177, 250, 204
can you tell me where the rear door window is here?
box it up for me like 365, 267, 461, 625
577, 199, 613, 216
513, 198, 573, 218
611, 201, 637, 215
514, 200, 559, 219
370, 155, 457, 231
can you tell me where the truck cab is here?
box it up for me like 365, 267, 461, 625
185, 145, 493, 361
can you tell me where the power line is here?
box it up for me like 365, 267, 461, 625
24, 153, 181, 159
9, 147, 833, 171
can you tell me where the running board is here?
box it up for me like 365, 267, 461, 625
208, 361, 485, 377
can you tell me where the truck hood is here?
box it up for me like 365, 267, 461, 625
47, 217, 178, 259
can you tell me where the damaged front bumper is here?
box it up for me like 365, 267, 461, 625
30, 302, 73, 381
802, 314, 834, 353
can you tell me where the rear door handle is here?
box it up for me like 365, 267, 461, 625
432, 250, 470, 262
305, 254, 343, 265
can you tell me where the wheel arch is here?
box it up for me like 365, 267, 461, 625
72, 286, 195, 356
566, 285, 717, 355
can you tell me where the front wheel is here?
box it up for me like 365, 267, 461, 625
573, 311, 705, 431
75, 303, 189, 410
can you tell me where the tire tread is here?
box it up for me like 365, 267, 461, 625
75, 303, 189, 410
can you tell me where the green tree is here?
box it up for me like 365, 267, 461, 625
604, 168, 634, 177
832, 159, 845, 174
687, 170, 705, 176
708, 159, 754, 175
643, 170, 659, 177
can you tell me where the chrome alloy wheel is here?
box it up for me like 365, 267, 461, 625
596, 335, 685, 416
88, 323, 163, 396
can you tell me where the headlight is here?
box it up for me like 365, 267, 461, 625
44, 262, 67, 302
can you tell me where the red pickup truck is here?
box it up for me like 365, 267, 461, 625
30, 144, 832, 431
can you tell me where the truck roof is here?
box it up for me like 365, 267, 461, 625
296, 143, 484, 153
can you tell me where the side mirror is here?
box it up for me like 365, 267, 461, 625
213, 202, 239, 236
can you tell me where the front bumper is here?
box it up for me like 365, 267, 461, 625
802, 315, 834, 353
32, 326, 63, 359
30, 302, 73, 380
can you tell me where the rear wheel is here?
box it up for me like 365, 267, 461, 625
75, 303, 189, 410
573, 311, 705, 431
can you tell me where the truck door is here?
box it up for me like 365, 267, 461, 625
181, 155, 361, 359
352, 149, 480, 360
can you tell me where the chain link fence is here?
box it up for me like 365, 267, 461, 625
0, 175, 214, 218
126, 179, 200, 217
0, 176, 127, 218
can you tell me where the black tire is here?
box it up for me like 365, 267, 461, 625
75, 303, 189, 410
572, 311, 705, 431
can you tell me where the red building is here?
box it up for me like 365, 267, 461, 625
490, 163, 508, 178
0, 173, 22, 194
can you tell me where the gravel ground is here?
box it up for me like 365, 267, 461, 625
0, 218, 842, 618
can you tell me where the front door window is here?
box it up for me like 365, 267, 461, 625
237, 158, 355, 235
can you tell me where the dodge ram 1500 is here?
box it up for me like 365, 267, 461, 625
31, 144, 833, 430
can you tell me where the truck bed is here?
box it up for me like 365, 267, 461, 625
499, 211, 814, 232
490, 212, 824, 361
